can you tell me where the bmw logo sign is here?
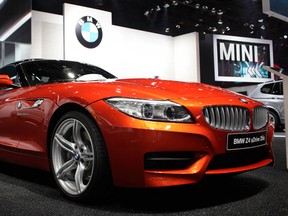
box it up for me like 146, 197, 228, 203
75, 16, 103, 48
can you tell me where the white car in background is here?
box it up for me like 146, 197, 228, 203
249, 80, 284, 131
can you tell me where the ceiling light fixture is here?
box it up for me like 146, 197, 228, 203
211, 7, 216, 14
202, 5, 208, 11
208, 27, 217, 32
217, 10, 223, 15
163, 3, 170, 8
172, 1, 178, 6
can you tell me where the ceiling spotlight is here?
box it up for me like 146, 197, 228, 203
156, 5, 161, 11
258, 19, 264, 22
195, 4, 200, 9
202, 5, 208, 11
218, 19, 223, 25
217, 10, 223, 15
249, 24, 254, 29
144, 10, 149, 16
176, 24, 181, 29
195, 23, 200, 27
165, 28, 170, 33
284, 35, 288, 39
208, 27, 217, 32
163, 3, 170, 8
261, 25, 265, 30
250, 31, 254, 34
172, 1, 178, 6
226, 26, 230, 31
211, 7, 216, 14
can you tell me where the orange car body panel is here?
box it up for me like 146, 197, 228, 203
0, 78, 274, 188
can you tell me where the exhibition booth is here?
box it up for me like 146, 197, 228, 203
0, 2, 276, 94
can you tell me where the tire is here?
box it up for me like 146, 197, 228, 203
269, 110, 280, 131
50, 111, 112, 202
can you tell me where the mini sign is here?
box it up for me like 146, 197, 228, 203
213, 34, 274, 82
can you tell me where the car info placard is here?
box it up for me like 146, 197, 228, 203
227, 131, 267, 150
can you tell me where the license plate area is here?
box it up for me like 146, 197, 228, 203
227, 131, 267, 150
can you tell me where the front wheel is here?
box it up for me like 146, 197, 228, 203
50, 111, 112, 201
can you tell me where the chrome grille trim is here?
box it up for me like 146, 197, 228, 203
253, 106, 268, 130
203, 106, 249, 131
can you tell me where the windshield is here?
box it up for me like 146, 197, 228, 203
19, 60, 117, 86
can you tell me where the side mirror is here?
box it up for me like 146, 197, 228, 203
0, 75, 13, 87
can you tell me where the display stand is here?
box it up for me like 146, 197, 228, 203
263, 66, 288, 169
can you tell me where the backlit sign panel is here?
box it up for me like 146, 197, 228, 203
213, 34, 274, 82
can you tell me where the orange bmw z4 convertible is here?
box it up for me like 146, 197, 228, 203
0, 59, 274, 201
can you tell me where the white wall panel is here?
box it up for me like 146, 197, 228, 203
31, 11, 63, 59
174, 32, 200, 82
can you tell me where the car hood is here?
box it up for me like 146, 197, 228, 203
112, 78, 260, 107
28, 78, 261, 107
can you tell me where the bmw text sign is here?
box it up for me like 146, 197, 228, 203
213, 34, 274, 82
75, 16, 103, 48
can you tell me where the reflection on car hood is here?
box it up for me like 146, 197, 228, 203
31, 78, 260, 106
116, 78, 232, 97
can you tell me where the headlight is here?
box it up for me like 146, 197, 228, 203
105, 98, 194, 123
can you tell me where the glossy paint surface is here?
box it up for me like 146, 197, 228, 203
0, 64, 274, 188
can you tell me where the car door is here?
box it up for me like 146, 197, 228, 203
15, 87, 51, 154
0, 66, 20, 148
13, 62, 56, 155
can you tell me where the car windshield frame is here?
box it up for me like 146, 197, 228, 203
19, 60, 117, 86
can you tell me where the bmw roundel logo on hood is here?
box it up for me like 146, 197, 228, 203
75, 16, 103, 48
239, 98, 248, 104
